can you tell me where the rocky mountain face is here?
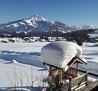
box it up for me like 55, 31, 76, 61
0, 15, 94, 32
0, 15, 97, 38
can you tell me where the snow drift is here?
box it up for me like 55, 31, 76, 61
41, 41, 87, 71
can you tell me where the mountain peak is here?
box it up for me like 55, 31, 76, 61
23, 15, 49, 27
0, 15, 96, 35
29, 15, 48, 22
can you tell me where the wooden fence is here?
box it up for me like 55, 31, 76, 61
68, 73, 88, 91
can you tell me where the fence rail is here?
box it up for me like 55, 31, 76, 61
68, 73, 88, 91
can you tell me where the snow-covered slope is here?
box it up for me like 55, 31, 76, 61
0, 42, 98, 90
69, 25, 94, 31
0, 15, 95, 34
0, 15, 52, 33
88, 29, 98, 38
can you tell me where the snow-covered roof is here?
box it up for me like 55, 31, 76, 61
41, 41, 87, 71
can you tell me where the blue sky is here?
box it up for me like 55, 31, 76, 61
0, 0, 98, 27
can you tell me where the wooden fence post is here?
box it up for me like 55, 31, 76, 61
68, 78, 71, 91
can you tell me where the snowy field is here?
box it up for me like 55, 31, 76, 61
0, 42, 98, 91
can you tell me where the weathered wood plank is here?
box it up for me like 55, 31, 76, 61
81, 80, 98, 91
71, 73, 87, 90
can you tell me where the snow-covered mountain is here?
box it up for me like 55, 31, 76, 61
0, 15, 95, 34
68, 25, 94, 32
0, 15, 53, 33
88, 29, 98, 38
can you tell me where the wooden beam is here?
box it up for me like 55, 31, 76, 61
81, 80, 98, 91
43, 62, 63, 70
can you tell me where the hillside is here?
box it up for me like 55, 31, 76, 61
0, 15, 97, 40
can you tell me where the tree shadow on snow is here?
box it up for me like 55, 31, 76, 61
83, 51, 98, 56
79, 61, 98, 78
0, 50, 47, 69
87, 44, 98, 47
0, 86, 42, 91
84, 57, 93, 59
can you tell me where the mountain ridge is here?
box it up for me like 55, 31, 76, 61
0, 15, 95, 33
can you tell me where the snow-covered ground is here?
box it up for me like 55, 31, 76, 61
0, 42, 98, 91
81, 43, 98, 74
0, 42, 49, 91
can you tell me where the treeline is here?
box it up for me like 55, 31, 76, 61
0, 31, 66, 38
0, 29, 97, 43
